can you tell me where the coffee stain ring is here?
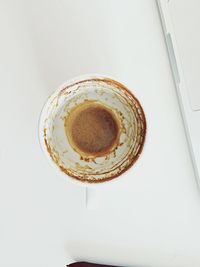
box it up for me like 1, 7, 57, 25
39, 75, 146, 184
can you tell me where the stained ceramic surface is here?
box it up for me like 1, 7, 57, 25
39, 76, 146, 183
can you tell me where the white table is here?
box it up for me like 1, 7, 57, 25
1, 1, 200, 266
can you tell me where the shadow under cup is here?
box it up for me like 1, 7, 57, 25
40, 77, 146, 183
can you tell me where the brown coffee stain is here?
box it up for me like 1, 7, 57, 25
64, 100, 121, 159
44, 128, 60, 165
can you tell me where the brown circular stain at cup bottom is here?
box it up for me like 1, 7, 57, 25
64, 100, 120, 158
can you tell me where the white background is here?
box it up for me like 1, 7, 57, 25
0, 1, 200, 267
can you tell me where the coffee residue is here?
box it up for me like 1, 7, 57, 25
64, 101, 120, 158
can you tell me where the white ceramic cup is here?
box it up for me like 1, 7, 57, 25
38, 74, 146, 208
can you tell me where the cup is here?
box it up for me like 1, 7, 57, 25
38, 74, 146, 208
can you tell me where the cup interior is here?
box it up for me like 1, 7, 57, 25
40, 76, 146, 184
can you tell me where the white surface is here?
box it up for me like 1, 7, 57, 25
158, 0, 200, 201
169, 0, 200, 111
0, 1, 200, 267
168, 0, 200, 186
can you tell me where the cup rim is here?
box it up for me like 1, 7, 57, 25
38, 73, 147, 188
